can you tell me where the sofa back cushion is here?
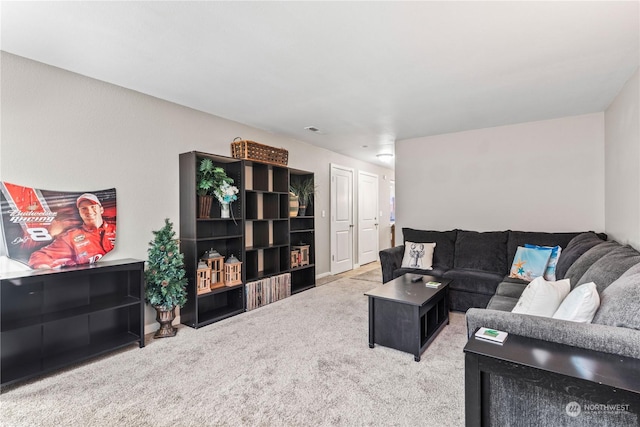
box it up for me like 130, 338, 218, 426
576, 245, 640, 293
402, 228, 457, 269
592, 267, 640, 330
555, 232, 607, 280
563, 241, 620, 287
506, 231, 586, 267
454, 230, 509, 274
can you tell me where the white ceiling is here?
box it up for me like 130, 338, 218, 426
2, 1, 638, 168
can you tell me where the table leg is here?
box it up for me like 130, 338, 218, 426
465, 353, 482, 427
368, 297, 375, 349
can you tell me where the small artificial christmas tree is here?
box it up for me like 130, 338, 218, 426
145, 218, 187, 338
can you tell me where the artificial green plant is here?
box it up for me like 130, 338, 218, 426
145, 218, 188, 310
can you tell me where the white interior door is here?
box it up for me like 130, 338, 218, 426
331, 164, 354, 274
358, 171, 379, 265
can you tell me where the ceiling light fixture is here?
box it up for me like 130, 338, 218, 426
304, 126, 320, 133
376, 153, 394, 163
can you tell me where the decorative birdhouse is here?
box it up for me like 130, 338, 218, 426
196, 261, 212, 294
203, 249, 225, 289
291, 249, 300, 268
224, 254, 242, 286
292, 244, 310, 266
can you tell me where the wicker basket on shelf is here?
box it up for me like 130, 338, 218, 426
230, 138, 288, 166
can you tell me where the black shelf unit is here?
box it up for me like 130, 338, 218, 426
244, 160, 292, 284
289, 169, 316, 294
179, 152, 245, 328
0, 258, 145, 387
179, 151, 316, 327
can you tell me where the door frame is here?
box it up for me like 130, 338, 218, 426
330, 163, 355, 275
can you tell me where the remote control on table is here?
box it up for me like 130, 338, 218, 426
410, 275, 423, 282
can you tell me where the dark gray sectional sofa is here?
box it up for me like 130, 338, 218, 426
381, 229, 640, 425
466, 232, 640, 426
379, 228, 601, 311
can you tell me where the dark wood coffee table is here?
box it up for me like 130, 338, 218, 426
365, 274, 451, 361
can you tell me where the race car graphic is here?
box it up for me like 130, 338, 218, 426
0, 182, 116, 269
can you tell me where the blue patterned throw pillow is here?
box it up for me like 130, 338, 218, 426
525, 244, 562, 281
509, 246, 553, 281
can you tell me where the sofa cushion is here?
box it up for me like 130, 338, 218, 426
495, 280, 528, 299
443, 268, 504, 295
555, 232, 606, 280
500, 276, 530, 284
592, 271, 640, 330
400, 241, 435, 270
486, 294, 519, 312
576, 245, 640, 293
552, 282, 600, 323
511, 276, 571, 317
454, 230, 509, 274
402, 228, 456, 269
506, 231, 583, 267
564, 241, 620, 288
449, 289, 493, 312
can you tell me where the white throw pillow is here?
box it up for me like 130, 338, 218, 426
552, 282, 600, 323
401, 241, 436, 270
511, 276, 571, 317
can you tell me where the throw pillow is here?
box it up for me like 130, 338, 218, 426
525, 244, 562, 281
402, 229, 457, 269
552, 282, 600, 323
511, 276, 571, 317
509, 246, 553, 281
401, 242, 436, 270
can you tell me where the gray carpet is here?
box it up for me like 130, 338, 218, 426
0, 277, 466, 426
352, 269, 383, 283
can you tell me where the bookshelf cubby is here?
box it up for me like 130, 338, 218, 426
289, 169, 316, 294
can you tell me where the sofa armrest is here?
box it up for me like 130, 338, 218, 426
466, 308, 640, 359
379, 246, 404, 283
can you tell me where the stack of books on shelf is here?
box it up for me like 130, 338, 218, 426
246, 273, 292, 311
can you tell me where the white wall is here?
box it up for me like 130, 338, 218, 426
0, 52, 394, 330
605, 68, 640, 249
395, 113, 605, 236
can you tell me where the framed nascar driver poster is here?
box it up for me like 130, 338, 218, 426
0, 182, 116, 269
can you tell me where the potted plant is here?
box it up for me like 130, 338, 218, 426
145, 218, 188, 338
197, 158, 238, 218
290, 177, 316, 216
